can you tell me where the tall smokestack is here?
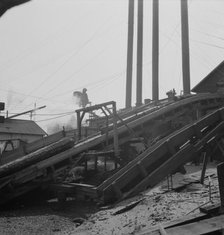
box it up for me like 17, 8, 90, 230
136, 0, 144, 107
181, 0, 191, 94
152, 0, 159, 102
125, 0, 135, 109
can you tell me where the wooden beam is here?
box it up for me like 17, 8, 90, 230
166, 214, 224, 235
217, 162, 224, 211
200, 151, 209, 184
126, 144, 197, 198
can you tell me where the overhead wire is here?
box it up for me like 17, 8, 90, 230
36, 113, 75, 123
0, 8, 98, 74
10, 14, 124, 111
192, 29, 224, 42
190, 39, 224, 50
43, 20, 126, 97
48, 71, 125, 98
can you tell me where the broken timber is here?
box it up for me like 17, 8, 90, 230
138, 214, 224, 235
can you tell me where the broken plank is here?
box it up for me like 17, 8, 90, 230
166, 214, 224, 235
112, 199, 143, 215
137, 212, 208, 235
199, 202, 221, 214
200, 152, 209, 184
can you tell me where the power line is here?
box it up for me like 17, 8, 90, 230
3, 110, 76, 116
192, 28, 224, 42
36, 113, 75, 123
48, 71, 125, 98
190, 38, 224, 50
43, 22, 126, 97
0, 8, 98, 73
10, 14, 123, 110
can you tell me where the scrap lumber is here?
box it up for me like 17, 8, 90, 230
137, 212, 208, 235
112, 199, 144, 215
165, 214, 224, 235
200, 152, 209, 184
158, 225, 168, 235
139, 214, 224, 235
50, 182, 98, 199
199, 203, 221, 214
0, 137, 74, 178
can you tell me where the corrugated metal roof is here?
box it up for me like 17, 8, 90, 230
192, 60, 224, 93
0, 119, 46, 136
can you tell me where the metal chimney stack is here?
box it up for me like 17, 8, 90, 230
152, 0, 159, 102
181, 0, 191, 94
125, 0, 135, 109
136, 0, 144, 107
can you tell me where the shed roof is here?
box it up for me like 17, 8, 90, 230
0, 119, 46, 136
192, 60, 224, 93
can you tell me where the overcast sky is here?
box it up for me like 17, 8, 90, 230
0, 0, 224, 131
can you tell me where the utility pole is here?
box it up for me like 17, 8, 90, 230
136, 0, 144, 107
8, 105, 46, 119
181, 0, 191, 95
125, 0, 135, 109
152, 0, 159, 102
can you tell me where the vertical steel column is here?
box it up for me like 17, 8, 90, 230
136, 0, 144, 107
126, 0, 135, 109
181, 0, 191, 95
152, 0, 159, 102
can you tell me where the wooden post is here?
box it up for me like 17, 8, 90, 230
76, 111, 82, 140
200, 152, 209, 184
112, 102, 119, 169
76, 111, 86, 140
84, 154, 88, 172
101, 107, 109, 146
217, 162, 224, 211
104, 155, 107, 171
94, 155, 98, 171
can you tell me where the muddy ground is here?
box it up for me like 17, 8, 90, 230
0, 163, 220, 235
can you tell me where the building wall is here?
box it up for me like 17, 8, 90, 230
0, 133, 43, 143
193, 66, 224, 93
0, 133, 43, 154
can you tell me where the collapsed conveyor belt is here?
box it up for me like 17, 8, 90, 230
1, 93, 224, 204
98, 107, 224, 203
